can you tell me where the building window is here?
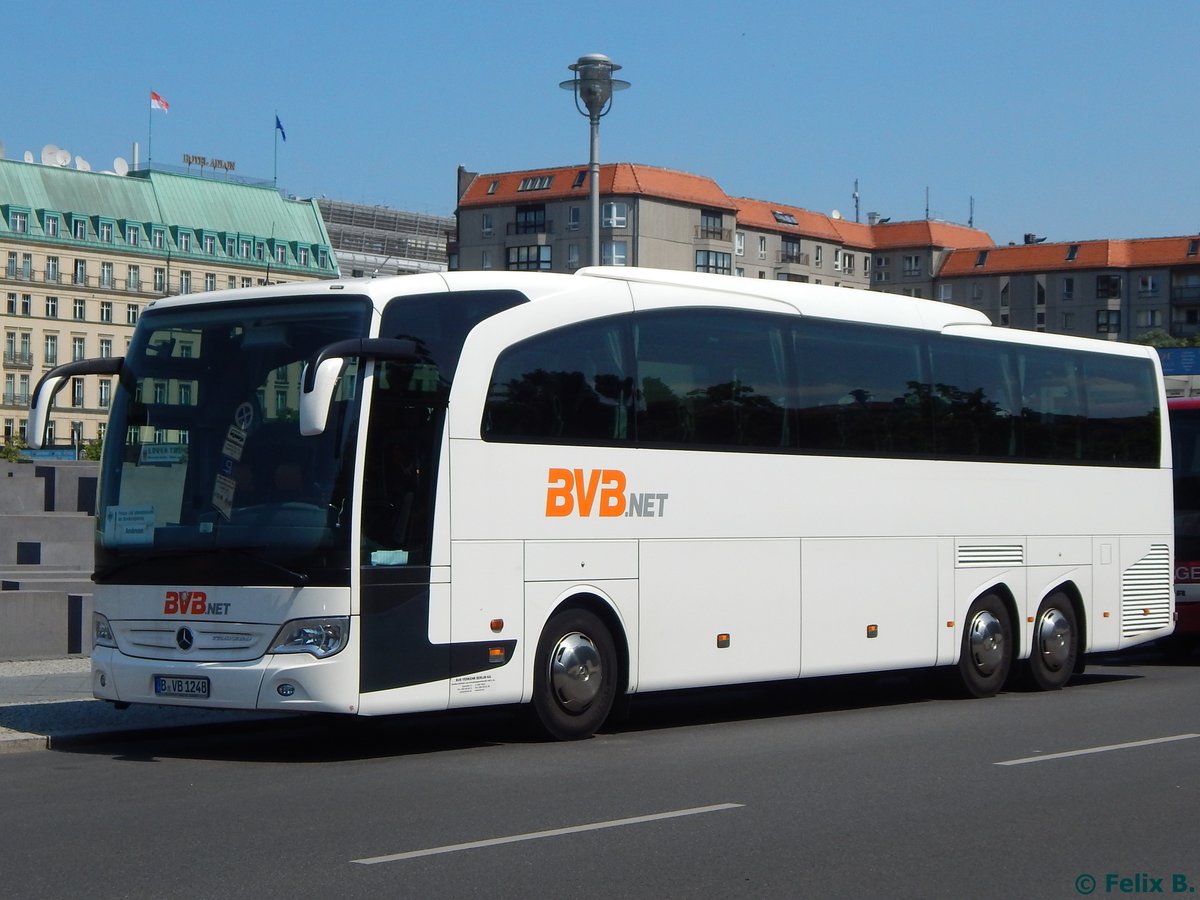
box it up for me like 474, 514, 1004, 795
99, 338, 112, 358
903, 255, 921, 276
100, 301, 112, 323
735, 232, 745, 257
274, 244, 286, 264
72, 336, 85, 361
127, 265, 140, 291
507, 245, 551, 271
73, 259, 87, 285
126, 304, 138, 325
567, 244, 580, 270
514, 206, 546, 235
255, 242, 265, 261
20, 253, 31, 279
178, 271, 191, 294
758, 236, 767, 260
204, 235, 216, 255
1061, 312, 1075, 331
481, 250, 492, 270
297, 247, 309, 266
45, 216, 59, 237
814, 245, 822, 267
1136, 310, 1162, 328
100, 262, 113, 288
842, 253, 855, 275
1062, 277, 1074, 300
44, 334, 57, 365
10, 211, 27, 234
694, 250, 731, 275
71, 378, 84, 408
45, 296, 57, 318
1066, 244, 1079, 261
72, 218, 86, 240
99, 381, 111, 408
73, 299, 86, 320
833, 249, 843, 273
1138, 275, 1159, 296
125, 225, 139, 246
604, 242, 629, 267
1096, 310, 1120, 334
1036, 282, 1046, 306
698, 210, 724, 240
204, 273, 216, 292
602, 202, 628, 228
152, 228, 165, 249
45, 256, 59, 282
1096, 274, 1122, 299
153, 267, 166, 293
20, 294, 31, 316
178, 231, 191, 252
938, 284, 953, 301
481, 213, 493, 236
780, 237, 802, 264
567, 207, 581, 231
1000, 282, 1010, 307
517, 175, 553, 191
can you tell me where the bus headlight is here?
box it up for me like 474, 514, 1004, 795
94, 613, 117, 649
269, 617, 349, 658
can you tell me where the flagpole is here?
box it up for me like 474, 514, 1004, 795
273, 110, 279, 186
148, 102, 153, 165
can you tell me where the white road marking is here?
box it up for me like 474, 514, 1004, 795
996, 733, 1200, 766
351, 802, 745, 865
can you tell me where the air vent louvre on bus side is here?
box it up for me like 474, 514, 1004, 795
956, 544, 1024, 567
1120, 544, 1172, 637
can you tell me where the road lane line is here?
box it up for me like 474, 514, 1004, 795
351, 802, 745, 865
996, 733, 1200, 766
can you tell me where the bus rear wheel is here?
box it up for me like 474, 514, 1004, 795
531, 608, 618, 741
1024, 592, 1078, 691
957, 593, 1012, 698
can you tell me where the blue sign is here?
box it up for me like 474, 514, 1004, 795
19, 448, 77, 460
1158, 348, 1200, 375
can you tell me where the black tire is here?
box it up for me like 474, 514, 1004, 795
530, 608, 619, 741
1024, 592, 1079, 690
957, 593, 1012, 698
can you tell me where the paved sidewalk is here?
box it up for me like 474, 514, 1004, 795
0, 657, 282, 753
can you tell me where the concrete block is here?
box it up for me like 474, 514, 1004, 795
0, 591, 92, 661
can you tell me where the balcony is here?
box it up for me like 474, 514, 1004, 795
1172, 285, 1200, 303
778, 249, 810, 266
506, 220, 554, 236
694, 226, 732, 242
1, 392, 30, 408
3, 351, 33, 369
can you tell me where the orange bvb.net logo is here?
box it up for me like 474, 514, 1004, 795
545, 468, 669, 518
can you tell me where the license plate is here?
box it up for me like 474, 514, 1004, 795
154, 675, 210, 698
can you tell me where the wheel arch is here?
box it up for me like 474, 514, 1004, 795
963, 582, 1020, 667
541, 590, 631, 697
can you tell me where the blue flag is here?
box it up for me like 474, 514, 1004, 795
275, 115, 287, 142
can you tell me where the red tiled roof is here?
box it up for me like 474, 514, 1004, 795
458, 163, 736, 211
939, 236, 1200, 276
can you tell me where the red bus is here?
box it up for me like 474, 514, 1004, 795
1169, 397, 1200, 639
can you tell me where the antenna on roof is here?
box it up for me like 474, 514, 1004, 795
925, 187, 930, 220
830, 209, 842, 220
969, 196, 974, 228
853, 179, 860, 223
55, 148, 71, 167
113, 157, 129, 176
0, 140, 5, 160
75, 156, 91, 172
40, 144, 59, 165
23, 150, 33, 163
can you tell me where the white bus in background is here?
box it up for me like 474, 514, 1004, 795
30, 267, 1173, 739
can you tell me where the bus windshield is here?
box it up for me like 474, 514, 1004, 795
95, 295, 371, 586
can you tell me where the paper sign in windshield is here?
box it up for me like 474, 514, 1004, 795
103, 506, 155, 545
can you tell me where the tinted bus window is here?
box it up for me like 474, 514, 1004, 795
929, 336, 1020, 459
793, 319, 932, 455
484, 316, 634, 443
634, 309, 794, 450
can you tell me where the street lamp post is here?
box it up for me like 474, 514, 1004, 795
560, 53, 630, 266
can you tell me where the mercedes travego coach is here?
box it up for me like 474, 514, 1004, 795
29, 267, 1174, 739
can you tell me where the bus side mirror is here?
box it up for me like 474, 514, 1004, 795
299, 357, 344, 436
28, 357, 124, 449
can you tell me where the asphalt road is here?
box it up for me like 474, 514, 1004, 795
1, 649, 1197, 900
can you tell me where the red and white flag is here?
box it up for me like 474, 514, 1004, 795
150, 91, 169, 113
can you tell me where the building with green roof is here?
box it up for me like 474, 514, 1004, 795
0, 158, 337, 448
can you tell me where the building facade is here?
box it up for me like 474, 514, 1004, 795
455, 162, 1200, 346
317, 198, 454, 277
936, 236, 1200, 342
454, 163, 993, 294
0, 158, 337, 448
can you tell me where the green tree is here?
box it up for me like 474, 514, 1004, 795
1133, 329, 1188, 348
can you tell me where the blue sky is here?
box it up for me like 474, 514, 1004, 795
4, 0, 1197, 246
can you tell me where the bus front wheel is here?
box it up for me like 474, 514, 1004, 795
531, 608, 618, 741
1025, 592, 1078, 691
957, 593, 1012, 698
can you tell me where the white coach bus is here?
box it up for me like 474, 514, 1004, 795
30, 267, 1173, 739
